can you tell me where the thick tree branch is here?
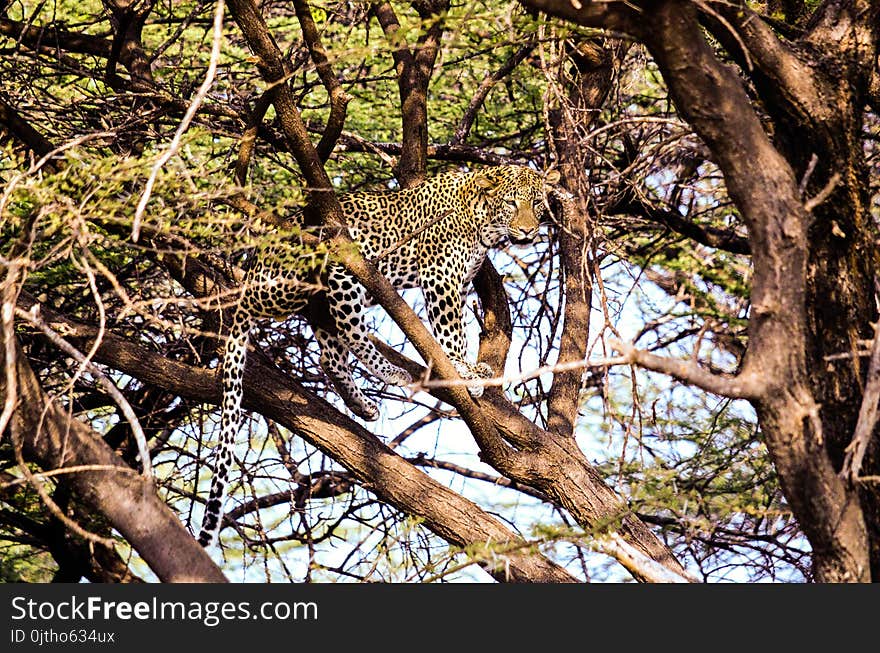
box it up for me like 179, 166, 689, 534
870, 55, 880, 111
646, 3, 872, 584
518, 0, 642, 34
0, 333, 227, 582
610, 338, 761, 399
0, 17, 113, 57
804, 0, 880, 75
371, 2, 413, 69
700, 2, 830, 130
370, 1, 447, 185
473, 259, 514, 374
609, 198, 751, 255
103, 0, 156, 89
547, 196, 592, 437
292, 0, 351, 161
0, 95, 57, 167
234, 90, 274, 186
632, 2, 811, 389
543, 38, 619, 439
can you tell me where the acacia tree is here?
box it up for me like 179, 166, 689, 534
0, 0, 875, 582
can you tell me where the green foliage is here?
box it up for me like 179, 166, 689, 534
0, 544, 56, 582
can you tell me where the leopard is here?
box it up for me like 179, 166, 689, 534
197, 164, 561, 546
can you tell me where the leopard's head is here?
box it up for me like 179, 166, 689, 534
473, 165, 561, 246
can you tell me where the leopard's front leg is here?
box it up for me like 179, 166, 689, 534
420, 258, 493, 398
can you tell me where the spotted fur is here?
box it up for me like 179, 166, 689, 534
197, 165, 560, 546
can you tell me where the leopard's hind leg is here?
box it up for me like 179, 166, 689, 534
325, 266, 411, 388
314, 326, 381, 421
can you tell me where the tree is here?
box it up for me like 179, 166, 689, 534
523, 0, 880, 581
0, 0, 876, 582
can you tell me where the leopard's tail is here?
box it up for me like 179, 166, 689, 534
197, 311, 252, 547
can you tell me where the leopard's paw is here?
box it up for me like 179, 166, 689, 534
453, 360, 494, 399
352, 399, 380, 422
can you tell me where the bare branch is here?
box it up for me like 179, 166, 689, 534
0, 17, 113, 57
0, 95, 56, 164
841, 310, 880, 482
610, 337, 763, 399
370, 0, 448, 185
608, 198, 751, 255
411, 352, 625, 392
803, 172, 841, 213
596, 532, 698, 583
292, 0, 351, 161
449, 40, 537, 146
517, 0, 642, 35
103, 0, 157, 88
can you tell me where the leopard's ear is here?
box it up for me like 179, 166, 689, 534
473, 171, 502, 195
474, 172, 496, 190
544, 169, 561, 185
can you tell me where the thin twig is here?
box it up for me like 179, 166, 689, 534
824, 348, 874, 361
338, 130, 397, 169
0, 463, 138, 489
799, 153, 818, 196
411, 353, 627, 392
841, 310, 880, 482
408, 455, 550, 502
132, 0, 225, 242
0, 263, 20, 441
388, 406, 449, 448
804, 172, 841, 213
